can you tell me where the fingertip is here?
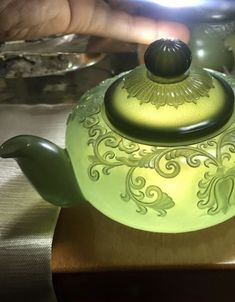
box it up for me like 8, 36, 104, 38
135, 20, 190, 45
156, 21, 190, 43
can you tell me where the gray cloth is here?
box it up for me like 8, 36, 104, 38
0, 104, 73, 301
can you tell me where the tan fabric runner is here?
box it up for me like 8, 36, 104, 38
0, 104, 73, 301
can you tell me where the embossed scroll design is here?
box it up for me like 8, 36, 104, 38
79, 101, 235, 216
78, 103, 175, 217
123, 65, 214, 109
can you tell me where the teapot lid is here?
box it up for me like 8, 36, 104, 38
104, 39, 234, 145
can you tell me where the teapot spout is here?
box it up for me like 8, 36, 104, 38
0, 135, 85, 207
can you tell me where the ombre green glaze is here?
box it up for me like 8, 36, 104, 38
1, 39, 235, 233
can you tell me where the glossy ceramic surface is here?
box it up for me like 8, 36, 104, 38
65, 68, 235, 233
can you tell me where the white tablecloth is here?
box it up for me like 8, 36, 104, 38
0, 104, 73, 301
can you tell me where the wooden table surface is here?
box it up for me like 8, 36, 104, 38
52, 202, 235, 301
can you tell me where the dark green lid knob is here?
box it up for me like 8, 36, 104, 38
144, 39, 192, 78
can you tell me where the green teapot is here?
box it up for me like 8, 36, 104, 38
1, 39, 235, 233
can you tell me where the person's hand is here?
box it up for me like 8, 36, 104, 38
0, 0, 189, 43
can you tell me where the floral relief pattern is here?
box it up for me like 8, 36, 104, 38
80, 106, 175, 217
73, 71, 235, 217
123, 66, 214, 109
78, 100, 235, 216
197, 167, 235, 215
121, 167, 175, 216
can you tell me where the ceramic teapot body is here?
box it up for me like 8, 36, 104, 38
66, 69, 235, 233
1, 39, 235, 233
